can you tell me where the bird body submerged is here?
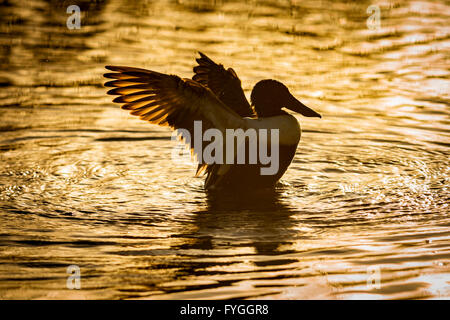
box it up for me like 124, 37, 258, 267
104, 52, 320, 190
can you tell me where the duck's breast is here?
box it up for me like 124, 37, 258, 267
244, 114, 301, 146
205, 114, 301, 189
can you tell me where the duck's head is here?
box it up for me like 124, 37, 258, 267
250, 79, 321, 118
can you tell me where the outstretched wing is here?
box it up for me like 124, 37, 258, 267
104, 66, 245, 179
193, 52, 255, 118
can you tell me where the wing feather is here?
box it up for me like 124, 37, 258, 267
104, 65, 245, 178
192, 52, 255, 118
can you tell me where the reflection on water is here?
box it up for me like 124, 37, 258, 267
0, 0, 449, 299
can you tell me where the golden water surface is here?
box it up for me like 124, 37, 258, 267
0, 0, 449, 299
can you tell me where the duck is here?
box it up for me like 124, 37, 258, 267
103, 52, 321, 190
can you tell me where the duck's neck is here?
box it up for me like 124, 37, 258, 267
254, 104, 288, 118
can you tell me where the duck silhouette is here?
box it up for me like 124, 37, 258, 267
104, 52, 321, 190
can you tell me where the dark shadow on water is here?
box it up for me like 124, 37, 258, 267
204, 187, 291, 213
174, 187, 299, 257
203, 187, 299, 257
157, 187, 302, 294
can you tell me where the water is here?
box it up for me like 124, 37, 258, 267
0, 0, 449, 299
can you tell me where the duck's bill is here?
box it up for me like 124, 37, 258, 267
286, 95, 321, 118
